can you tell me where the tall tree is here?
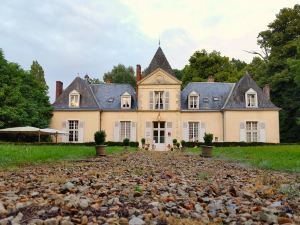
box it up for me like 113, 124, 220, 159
257, 4, 300, 142
30, 60, 46, 87
103, 64, 136, 87
181, 50, 243, 87
0, 50, 52, 129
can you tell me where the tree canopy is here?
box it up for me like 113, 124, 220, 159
181, 50, 244, 87
0, 51, 52, 129
103, 64, 136, 87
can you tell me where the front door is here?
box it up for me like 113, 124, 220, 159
153, 121, 165, 151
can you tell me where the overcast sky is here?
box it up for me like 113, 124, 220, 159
0, 0, 298, 101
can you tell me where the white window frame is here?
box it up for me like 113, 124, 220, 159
69, 90, 80, 108
246, 121, 258, 142
245, 88, 258, 108
154, 91, 164, 109
120, 121, 131, 141
188, 122, 199, 142
121, 92, 131, 109
68, 120, 79, 142
188, 91, 199, 109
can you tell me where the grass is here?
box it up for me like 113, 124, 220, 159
188, 145, 300, 173
0, 144, 137, 169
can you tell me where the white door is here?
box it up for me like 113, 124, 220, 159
153, 121, 166, 151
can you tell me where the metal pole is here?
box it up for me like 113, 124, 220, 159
56, 132, 58, 143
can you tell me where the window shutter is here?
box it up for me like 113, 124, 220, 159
130, 122, 136, 141
182, 122, 188, 141
78, 121, 85, 143
149, 91, 154, 109
145, 121, 152, 142
164, 91, 169, 110
166, 122, 172, 145
114, 121, 120, 141
259, 122, 266, 142
240, 122, 246, 142
199, 122, 205, 142
61, 120, 68, 142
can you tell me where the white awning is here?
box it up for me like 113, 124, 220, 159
0, 126, 67, 135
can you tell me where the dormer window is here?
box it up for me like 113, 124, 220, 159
188, 91, 199, 109
121, 92, 131, 109
69, 90, 80, 108
245, 88, 258, 108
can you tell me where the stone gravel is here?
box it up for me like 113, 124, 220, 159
0, 151, 299, 225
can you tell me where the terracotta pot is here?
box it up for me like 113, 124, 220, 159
96, 145, 106, 156
201, 145, 213, 158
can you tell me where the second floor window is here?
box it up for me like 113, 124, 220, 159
69, 90, 80, 108
155, 91, 164, 109
121, 92, 131, 109
188, 92, 199, 109
245, 88, 258, 108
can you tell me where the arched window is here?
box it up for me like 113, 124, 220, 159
188, 91, 199, 109
245, 88, 258, 108
121, 92, 131, 109
69, 90, 80, 108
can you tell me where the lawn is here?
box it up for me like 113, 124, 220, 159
189, 145, 300, 173
0, 144, 137, 169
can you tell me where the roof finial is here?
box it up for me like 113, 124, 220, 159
158, 37, 160, 47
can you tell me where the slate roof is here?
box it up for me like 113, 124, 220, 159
223, 74, 278, 109
53, 77, 136, 111
143, 47, 175, 76
181, 82, 235, 110
53, 77, 99, 110
90, 83, 137, 110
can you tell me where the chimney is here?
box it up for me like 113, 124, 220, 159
56, 81, 63, 100
136, 64, 141, 98
263, 84, 270, 100
207, 75, 214, 82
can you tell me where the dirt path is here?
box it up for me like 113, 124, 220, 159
0, 151, 299, 224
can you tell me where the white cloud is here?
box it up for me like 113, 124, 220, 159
120, 0, 299, 64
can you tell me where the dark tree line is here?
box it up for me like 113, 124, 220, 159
0, 50, 52, 129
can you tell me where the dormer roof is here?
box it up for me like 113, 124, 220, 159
223, 73, 278, 109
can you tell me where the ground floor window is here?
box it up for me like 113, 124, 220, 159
120, 121, 131, 141
68, 120, 79, 142
188, 122, 199, 142
153, 121, 165, 143
246, 121, 258, 142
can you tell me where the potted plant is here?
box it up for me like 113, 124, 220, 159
94, 130, 106, 156
181, 140, 186, 151
123, 138, 130, 151
176, 142, 180, 150
141, 138, 146, 149
201, 133, 213, 157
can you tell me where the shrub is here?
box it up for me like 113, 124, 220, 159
181, 140, 186, 147
123, 138, 130, 146
204, 133, 213, 146
94, 131, 106, 145
173, 139, 177, 145
176, 142, 180, 148
141, 138, 146, 145
129, 141, 139, 147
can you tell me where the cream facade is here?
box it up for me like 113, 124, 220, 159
51, 47, 280, 149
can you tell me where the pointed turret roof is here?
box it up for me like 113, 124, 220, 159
223, 73, 278, 109
144, 47, 175, 76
